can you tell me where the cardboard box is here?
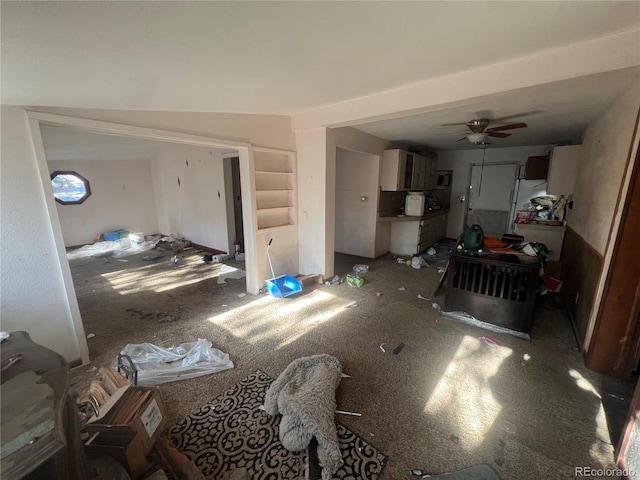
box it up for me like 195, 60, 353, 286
85, 429, 146, 480
84, 386, 168, 459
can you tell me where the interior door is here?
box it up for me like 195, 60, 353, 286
465, 163, 518, 237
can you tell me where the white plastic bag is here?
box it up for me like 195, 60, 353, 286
115, 338, 234, 386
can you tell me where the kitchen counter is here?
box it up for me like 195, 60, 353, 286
378, 208, 449, 222
514, 222, 566, 261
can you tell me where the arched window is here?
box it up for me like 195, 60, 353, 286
50, 171, 91, 205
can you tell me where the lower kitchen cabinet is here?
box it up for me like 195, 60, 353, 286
390, 212, 447, 256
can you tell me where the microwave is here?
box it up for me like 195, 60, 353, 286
436, 172, 451, 189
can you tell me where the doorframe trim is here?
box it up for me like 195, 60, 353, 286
26, 111, 259, 363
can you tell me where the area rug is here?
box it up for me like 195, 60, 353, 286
167, 371, 387, 479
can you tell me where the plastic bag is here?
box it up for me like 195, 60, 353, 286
411, 256, 426, 269
345, 273, 364, 288
114, 338, 234, 386
353, 264, 369, 276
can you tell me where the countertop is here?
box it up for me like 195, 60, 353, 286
378, 208, 449, 222
514, 222, 565, 230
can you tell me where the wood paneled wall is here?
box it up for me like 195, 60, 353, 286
561, 225, 604, 348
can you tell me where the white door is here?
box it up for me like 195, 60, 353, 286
465, 163, 518, 237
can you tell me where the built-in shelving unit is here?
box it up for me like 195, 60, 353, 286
253, 151, 296, 230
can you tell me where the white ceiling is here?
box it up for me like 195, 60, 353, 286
40, 126, 235, 162
4, 1, 640, 152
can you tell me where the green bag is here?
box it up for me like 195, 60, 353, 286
346, 273, 364, 288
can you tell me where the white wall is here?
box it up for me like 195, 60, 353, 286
570, 76, 640, 255
1, 107, 295, 362
48, 158, 158, 246
437, 145, 554, 239
296, 128, 335, 276
0, 107, 87, 361
335, 148, 379, 257
151, 144, 232, 253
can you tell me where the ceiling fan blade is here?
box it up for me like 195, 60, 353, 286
487, 131, 511, 138
455, 136, 468, 142
486, 122, 527, 132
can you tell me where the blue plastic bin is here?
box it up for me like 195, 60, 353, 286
265, 275, 303, 298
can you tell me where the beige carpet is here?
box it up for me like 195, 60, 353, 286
69, 248, 636, 479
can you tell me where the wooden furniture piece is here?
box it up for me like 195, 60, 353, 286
524, 154, 550, 180
1, 331, 86, 480
444, 251, 540, 334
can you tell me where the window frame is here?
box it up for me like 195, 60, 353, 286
50, 170, 92, 205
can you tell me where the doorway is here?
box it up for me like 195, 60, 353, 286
27, 112, 256, 363
230, 157, 244, 256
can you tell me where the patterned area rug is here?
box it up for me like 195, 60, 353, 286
168, 371, 388, 479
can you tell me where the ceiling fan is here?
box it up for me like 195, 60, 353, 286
447, 118, 528, 144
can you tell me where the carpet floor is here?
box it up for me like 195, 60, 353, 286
68, 247, 636, 479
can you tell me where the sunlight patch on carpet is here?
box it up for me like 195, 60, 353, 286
424, 335, 512, 449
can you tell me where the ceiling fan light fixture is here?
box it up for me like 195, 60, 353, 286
468, 132, 489, 144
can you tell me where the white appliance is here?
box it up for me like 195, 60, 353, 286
405, 191, 425, 216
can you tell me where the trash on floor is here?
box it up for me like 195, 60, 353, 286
396, 257, 406, 264
353, 264, 369, 276
499, 420, 517, 434
417, 294, 430, 300
392, 343, 405, 355
217, 264, 247, 284
410, 464, 501, 479
325, 274, 342, 286
398, 287, 406, 291
411, 256, 427, 269
480, 336, 501, 347
343, 303, 357, 309
345, 273, 364, 288
143, 252, 163, 261
376, 292, 382, 297
432, 302, 442, 311
336, 410, 361, 417
441, 310, 530, 340
379, 343, 386, 353
171, 255, 179, 267
237, 293, 246, 298
114, 339, 234, 386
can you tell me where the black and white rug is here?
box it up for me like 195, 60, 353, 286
167, 371, 388, 479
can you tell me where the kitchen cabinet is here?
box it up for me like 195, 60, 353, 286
547, 145, 581, 196
525, 155, 550, 180
513, 223, 565, 261
381, 149, 437, 191
389, 212, 447, 256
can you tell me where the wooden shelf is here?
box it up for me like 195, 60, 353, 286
253, 151, 296, 230
257, 207, 295, 230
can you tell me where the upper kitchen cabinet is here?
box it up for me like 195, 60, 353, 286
381, 149, 437, 191
547, 145, 581, 196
